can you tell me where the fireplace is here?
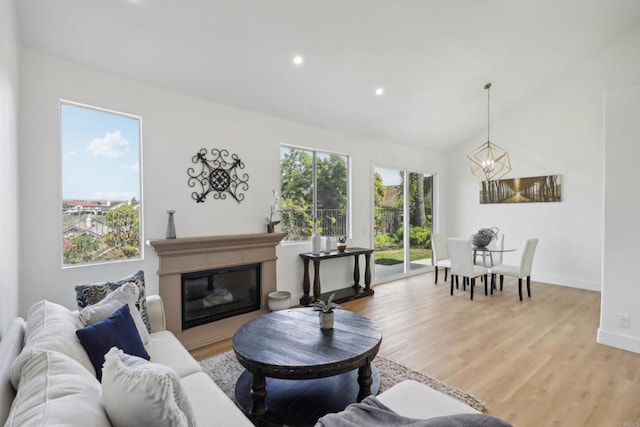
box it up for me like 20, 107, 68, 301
147, 232, 286, 350
182, 263, 261, 329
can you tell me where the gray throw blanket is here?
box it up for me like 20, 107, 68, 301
315, 396, 513, 427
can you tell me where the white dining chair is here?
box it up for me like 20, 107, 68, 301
447, 238, 489, 300
489, 238, 539, 301
432, 233, 451, 285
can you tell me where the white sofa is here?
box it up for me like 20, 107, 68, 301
0, 295, 480, 426
0, 295, 253, 427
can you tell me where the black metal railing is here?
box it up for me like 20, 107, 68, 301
280, 207, 347, 240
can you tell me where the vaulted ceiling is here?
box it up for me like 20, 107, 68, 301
16, 0, 640, 150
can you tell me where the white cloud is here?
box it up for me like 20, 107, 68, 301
130, 162, 139, 172
63, 150, 77, 160
86, 131, 130, 158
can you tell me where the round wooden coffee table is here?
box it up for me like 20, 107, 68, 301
232, 308, 382, 426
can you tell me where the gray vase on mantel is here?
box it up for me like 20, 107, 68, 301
166, 210, 176, 239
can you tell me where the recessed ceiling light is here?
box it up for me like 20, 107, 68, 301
375, 87, 385, 96
292, 55, 304, 66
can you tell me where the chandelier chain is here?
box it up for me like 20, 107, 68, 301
485, 82, 491, 142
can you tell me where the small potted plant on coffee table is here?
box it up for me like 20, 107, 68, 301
310, 293, 341, 329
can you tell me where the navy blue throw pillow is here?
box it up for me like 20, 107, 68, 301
76, 303, 150, 381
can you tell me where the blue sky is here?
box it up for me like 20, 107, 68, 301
61, 103, 141, 201
375, 167, 403, 186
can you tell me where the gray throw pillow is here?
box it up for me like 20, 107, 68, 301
78, 282, 150, 344
75, 270, 150, 332
315, 396, 513, 427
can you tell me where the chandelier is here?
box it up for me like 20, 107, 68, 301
466, 83, 511, 181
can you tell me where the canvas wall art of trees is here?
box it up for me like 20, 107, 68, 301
480, 174, 561, 204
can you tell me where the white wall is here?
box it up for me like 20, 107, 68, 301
18, 48, 446, 315
0, 0, 19, 337
446, 24, 640, 293
598, 85, 640, 353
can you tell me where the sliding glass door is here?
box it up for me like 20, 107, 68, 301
374, 167, 433, 281
408, 172, 433, 273
374, 168, 404, 279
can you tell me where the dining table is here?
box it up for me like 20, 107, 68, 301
472, 245, 516, 267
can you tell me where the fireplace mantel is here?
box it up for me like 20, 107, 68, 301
147, 232, 286, 350
148, 233, 287, 259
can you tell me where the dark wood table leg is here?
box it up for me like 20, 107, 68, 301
364, 252, 372, 291
236, 367, 381, 426
313, 259, 321, 301
250, 373, 267, 416
356, 362, 373, 402
353, 254, 361, 288
300, 258, 312, 306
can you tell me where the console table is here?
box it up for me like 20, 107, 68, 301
299, 247, 374, 306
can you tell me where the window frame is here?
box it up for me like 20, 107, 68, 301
280, 144, 351, 242
59, 100, 144, 268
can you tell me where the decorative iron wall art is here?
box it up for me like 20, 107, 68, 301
479, 174, 561, 204
187, 148, 249, 203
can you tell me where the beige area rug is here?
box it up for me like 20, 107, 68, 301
199, 351, 486, 412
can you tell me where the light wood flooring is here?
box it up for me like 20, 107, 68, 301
191, 273, 640, 427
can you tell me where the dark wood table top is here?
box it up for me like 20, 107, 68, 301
299, 247, 374, 260
232, 308, 382, 380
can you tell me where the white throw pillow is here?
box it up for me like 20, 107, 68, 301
12, 300, 94, 387
5, 349, 110, 427
79, 282, 150, 344
102, 347, 196, 427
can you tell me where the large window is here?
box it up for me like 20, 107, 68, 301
280, 146, 349, 241
60, 101, 142, 267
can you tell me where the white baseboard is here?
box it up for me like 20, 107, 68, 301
597, 328, 640, 354
532, 274, 601, 292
